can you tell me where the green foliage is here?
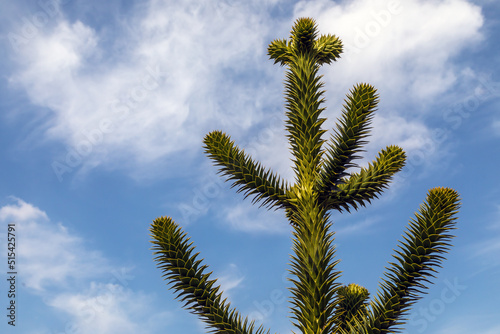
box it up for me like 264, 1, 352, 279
151, 217, 270, 334
368, 187, 460, 333
150, 17, 461, 334
203, 130, 289, 210
334, 283, 370, 333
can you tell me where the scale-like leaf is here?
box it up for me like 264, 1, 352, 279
314, 34, 343, 65
288, 208, 341, 334
268, 38, 292, 66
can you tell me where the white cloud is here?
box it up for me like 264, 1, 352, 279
465, 204, 500, 271
435, 321, 500, 334
469, 234, 500, 269
295, 0, 483, 102
5, 0, 485, 183
223, 201, 290, 234
0, 196, 48, 222
335, 218, 378, 237
369, 114, 433, 153
0, 198, 110, 291
48, 282, 172, 334
477, 237, 500, 255
0, 198, 171, 333
7, 1, 282, 181
493, 119, 500, 135
217, 263, 245, 300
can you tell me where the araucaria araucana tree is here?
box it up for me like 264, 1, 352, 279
149, 18, 461, 334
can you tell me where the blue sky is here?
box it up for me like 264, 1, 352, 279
0, 0, 499, 333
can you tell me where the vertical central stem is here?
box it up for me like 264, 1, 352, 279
282, 24, 341, 333
286, 66, 339, 329
288, 190, 339, 334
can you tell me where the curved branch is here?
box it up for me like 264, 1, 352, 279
203, 130, 290, 210
318, 83, 379, 195
322, 145, 406, 212
150, 216, 272, 334
368, 187, 461, 333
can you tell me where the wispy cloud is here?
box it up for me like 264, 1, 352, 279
47, 282, 172, 334
466, 204, 500, 271
493, 119, 500, 135
4, 0, 485, 184
0, 198, 171, 333
223, 201, 290, 234
0, 197, 110, 291
335, 218, 379, 237
6, 1, 281, 181
472, 237, 500, 258
217, 263, 246, 300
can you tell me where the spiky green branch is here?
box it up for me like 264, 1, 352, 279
270, 18, 345, 334
151, 217, 271, 334
203, 130, 289, 210
368, 187, 461, 333
334, 284, 370, 333
318, 83, 379, 193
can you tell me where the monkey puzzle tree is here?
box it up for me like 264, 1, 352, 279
149, 18, 461, 334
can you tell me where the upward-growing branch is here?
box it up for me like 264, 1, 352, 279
151, 217, 272, 334
203, 130, 290, 210
268, 18, 345, 334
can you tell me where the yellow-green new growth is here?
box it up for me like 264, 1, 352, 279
149, 18, 461, 334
